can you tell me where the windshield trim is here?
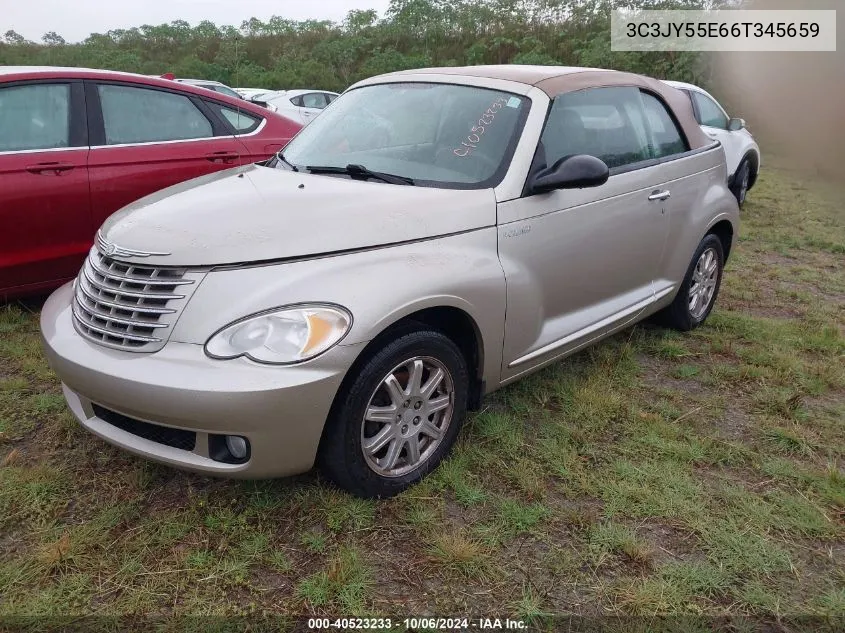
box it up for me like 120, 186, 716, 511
281, 81, 533, 191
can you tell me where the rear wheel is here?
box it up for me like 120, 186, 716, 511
318, 330, 468, 498
658, 234, 724, 331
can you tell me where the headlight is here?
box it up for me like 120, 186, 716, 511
205, 304, 352, 365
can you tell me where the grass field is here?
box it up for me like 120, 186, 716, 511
1, 163, 843, 630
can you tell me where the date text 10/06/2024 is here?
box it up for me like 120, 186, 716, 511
307, 617, 528, 630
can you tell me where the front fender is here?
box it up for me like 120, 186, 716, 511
170, 228, 507, 387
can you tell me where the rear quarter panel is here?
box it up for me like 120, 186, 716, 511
87, 138, 245, 229
655, 144, 740, 304
236, 112, 302, 162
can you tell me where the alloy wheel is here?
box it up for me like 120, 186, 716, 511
360, 356, 454, 477
688, 247, 719, 320
739, 167, 749, 204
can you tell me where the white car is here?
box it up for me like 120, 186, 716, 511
230, 88, 278, 112
235, 88, 271, 100
663, 80, 760, 206
263, 89, 340, 126
174, 78, 244, 101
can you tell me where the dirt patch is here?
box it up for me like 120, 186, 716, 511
730, 301, 805, 321
694, 464, 771, 488
710, 405, 756, 442
803, 392, 845, 413
442, 496, 486, 528
637, 354, 709, 399
249, 565, 297, 599
752, 537, 845, 613
757, 252, 802, 268
777, 283, 845, 311
632, 519, 704, 566
547, 494, 605, 529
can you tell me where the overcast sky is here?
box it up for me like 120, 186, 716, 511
5, 0, 393, 43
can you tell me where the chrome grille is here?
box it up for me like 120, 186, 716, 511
72, 247, 204, 352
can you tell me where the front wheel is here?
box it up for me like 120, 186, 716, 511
318, 330, 469, 498
657, 234, 725, 331
732, 158, 751, 207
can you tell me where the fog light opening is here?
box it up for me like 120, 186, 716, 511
209, 434, 251, 464
226, 435, 248, 460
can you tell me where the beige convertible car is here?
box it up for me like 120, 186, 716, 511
41, 65, 739, 498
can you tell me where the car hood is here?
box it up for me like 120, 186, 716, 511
99, 164, 496, 267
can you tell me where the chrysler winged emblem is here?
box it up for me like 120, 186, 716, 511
96, 232, 171, 258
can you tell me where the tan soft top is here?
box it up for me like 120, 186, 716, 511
385, 65, 711, 150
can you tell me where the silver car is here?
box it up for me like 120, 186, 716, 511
41, 66, 739, 498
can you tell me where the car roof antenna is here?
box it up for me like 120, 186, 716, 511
235, 33, 242, 127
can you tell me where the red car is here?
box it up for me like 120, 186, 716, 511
0, 66, 302, 300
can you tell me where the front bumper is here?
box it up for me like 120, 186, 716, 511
40, 283, 366, 478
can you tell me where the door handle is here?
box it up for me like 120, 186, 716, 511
205, 151, 239, 164
26, 162, 75, 174
648, 190, 671, 201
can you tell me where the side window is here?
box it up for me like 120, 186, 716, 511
210, 104, 262, 134
0, 83, 70, 152
326, 93, 338, 103
301, 93, 329, 109
540, 87, 652, 170
98, 84, 213, 145
290, 95, 304, 107
640, 92, 689, 158
691, 92, 729, 129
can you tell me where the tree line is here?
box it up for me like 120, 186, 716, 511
1, 0, 729, 93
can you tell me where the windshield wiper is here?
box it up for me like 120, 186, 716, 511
305, 163, 415, 186
274, 151, 298, 172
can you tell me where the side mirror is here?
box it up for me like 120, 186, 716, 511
528, 154, 610, 195
728, 117, 746, 132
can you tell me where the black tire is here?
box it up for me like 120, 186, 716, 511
731, 158, 751, 207
318, 329, 469, 499
657, 234, 725, 332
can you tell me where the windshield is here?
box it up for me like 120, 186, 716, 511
212, 85, 243, 100
280, 82, 530, 188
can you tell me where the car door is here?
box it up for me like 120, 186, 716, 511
639, 91, 707, 300
200, 100, 271, 164
86, 81, 244, 230
688, 90, 743, 177
497, 87, 673, 381
0, 80, 91, 295
299, 92, 329, 125
266, 93, 299, 123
